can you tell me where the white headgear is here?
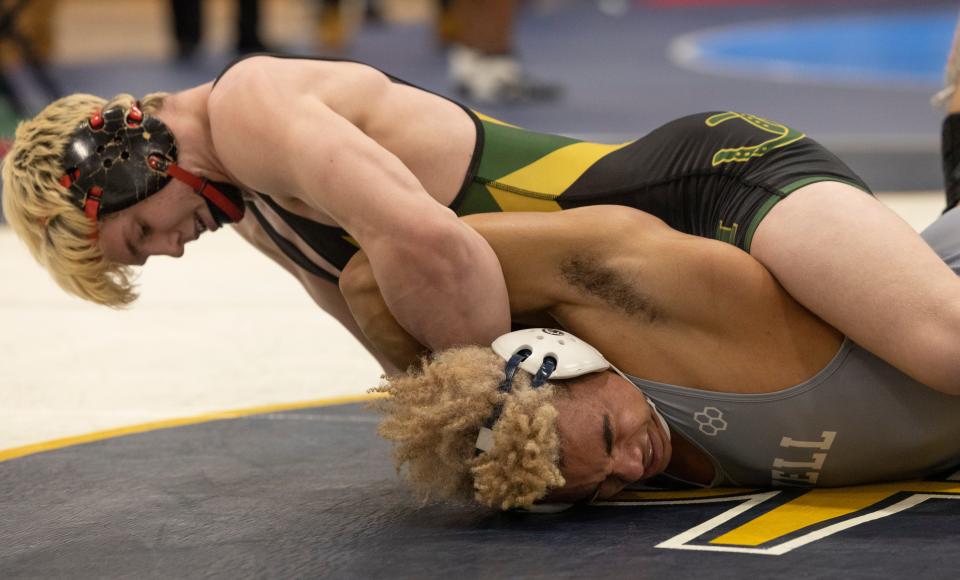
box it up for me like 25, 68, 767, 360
491, 328, 610, 379
476, 328, 671, 513
477, 328, 670, 452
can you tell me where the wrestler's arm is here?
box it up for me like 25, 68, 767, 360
343, 206, 840, 387
337, 206, 607, 370
340, 250, 426, 370
464, 207, 837, 384
207, 57, 510, 352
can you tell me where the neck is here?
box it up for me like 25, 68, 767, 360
157, 83, 234, 183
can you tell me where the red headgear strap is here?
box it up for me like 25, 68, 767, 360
165, 163, 245, 223
85, 187, 103, 222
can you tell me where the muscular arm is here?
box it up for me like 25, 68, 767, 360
208, 56, 510, 351
344, 205, 841, 391
340, 250, 427, 370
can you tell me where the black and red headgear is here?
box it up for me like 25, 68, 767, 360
60, 103, 245, 226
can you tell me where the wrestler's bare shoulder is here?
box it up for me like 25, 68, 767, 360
208, 56, 469, 136
207, 55, 475, 206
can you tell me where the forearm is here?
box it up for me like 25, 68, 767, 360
340, 252, 429, 371
368, 220, 511, 351
348, 290, 427, 372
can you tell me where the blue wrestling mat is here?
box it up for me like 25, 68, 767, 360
3, 402, 960, 577
674, 8, 956, 86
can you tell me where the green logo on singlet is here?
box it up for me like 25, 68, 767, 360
706, 112, 806, 167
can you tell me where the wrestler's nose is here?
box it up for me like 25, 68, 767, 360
613, 441, 647, 482
147, 231, 185, 258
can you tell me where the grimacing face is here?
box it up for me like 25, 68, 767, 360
97, 180, 221, 266
544, 371, 672, 503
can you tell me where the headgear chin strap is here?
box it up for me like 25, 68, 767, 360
60, 103, 245, 226
477, 328, 672, 511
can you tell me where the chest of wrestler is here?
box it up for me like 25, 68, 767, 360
634, 341, 960, 488
237, 137, 477, 281
234, 103, 479, 281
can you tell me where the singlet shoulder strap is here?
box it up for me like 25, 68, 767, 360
246, 201, 339, 284
214, 53, 265, 87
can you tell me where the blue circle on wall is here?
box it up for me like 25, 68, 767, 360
673, 9, 956, 86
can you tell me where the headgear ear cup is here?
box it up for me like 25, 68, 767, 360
490, 328, 670, 439
492, 328, 612, 379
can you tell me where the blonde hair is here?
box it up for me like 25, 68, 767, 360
373, 346, 565, 510
2, 92, 168, 306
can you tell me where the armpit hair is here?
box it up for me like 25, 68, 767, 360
559, 254, 659, 323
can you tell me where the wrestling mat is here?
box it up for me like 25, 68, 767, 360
2, 400, 959, 578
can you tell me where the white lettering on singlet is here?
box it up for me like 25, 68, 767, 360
771, 431, 837, 487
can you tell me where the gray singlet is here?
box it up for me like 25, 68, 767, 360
625, 207, 960, 488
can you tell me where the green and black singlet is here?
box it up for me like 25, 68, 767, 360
215, 56, 871, 284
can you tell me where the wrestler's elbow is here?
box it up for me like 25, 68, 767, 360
375, 221, 509, 348
377, 215, 485, 283
340, 251, 429, 369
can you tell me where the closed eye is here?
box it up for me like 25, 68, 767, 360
586, 414, 616, 502
603, 413, 614, 457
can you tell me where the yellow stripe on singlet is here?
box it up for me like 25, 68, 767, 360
486, 140, 635, 212
474, 111, 519, 128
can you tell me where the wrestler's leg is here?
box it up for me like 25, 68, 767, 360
750, 180, 960, 394
749, 17, 960, 394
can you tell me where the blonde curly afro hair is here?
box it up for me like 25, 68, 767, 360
372, 345, 566, 510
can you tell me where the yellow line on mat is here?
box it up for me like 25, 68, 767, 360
0, 392, 384, 464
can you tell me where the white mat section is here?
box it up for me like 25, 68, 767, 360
0, 226, 383, 451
